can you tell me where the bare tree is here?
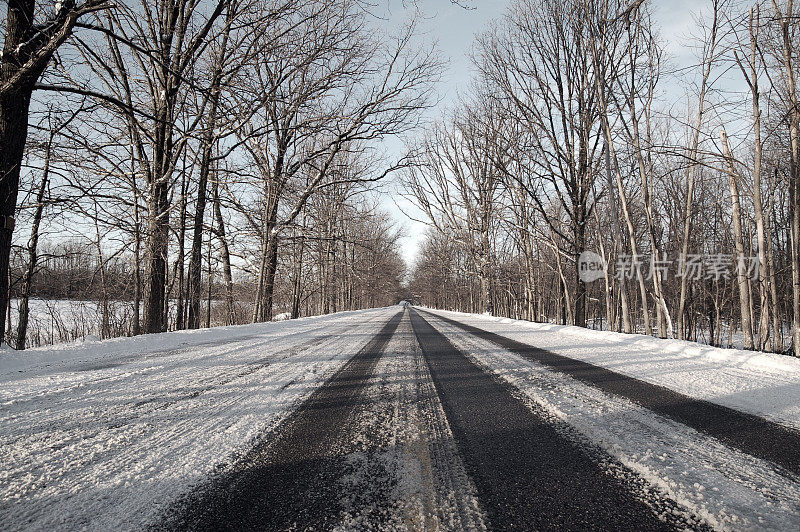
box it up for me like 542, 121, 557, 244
769, 0, 800, 354
677, 0, 723, 340
233, 2, 439, 322
720, 128, 755, 348
477, 0, 606, 327
14, 106, 81, 349
402, 98, 507, 314
0, 0, 110, 344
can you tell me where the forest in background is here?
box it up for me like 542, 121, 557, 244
1, 0, 427, 348
405, 0, 800, 354
2, 0, 800, 355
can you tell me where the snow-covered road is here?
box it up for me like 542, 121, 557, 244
422, 309, 800, 530
2, 305, 800, 530
0, 308, 395, 529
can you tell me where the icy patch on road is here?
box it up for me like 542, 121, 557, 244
335, 314, 487, 531
429, 315, 800, 531
423, 308, 800, 433
0, 307, 397, 530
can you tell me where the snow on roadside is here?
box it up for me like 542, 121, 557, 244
428, 314, 800, 531
422, 308, 800, 432
0, 307, 382, 381
0, 307, 398, 531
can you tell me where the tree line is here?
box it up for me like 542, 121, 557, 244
405, 0, 800, 355
1, 0, 433, 348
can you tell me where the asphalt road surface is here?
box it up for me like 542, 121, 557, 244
158, 307, 800, 531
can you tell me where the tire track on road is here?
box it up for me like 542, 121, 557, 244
334, 311, 487, 531
432, 314, 800, 529
409, 309, 690, 531
159, 310, 404, 531
420, 308, 800, 477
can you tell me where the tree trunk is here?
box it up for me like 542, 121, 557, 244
15, 130, 52, 350
764, 183, 782, 352
187, 166, 209, 329
143, 1, 184, 334
257, 232, 280, 322
212, 174, 235, 325
478, 246, 492, 315
0, 1, 41, 346
252, 185, 280, 323
291, 220, 306, 320
776, 2, 800, 355
610, 129, 652, 336
133, 179, 142, 336
143, 53, 176, 334
573, 209, 587, 328
604, 139, 631, 333
206, 228, 213, 329
743, 8, 771, 351
176, 168, 188, 330
720, 129, 755, 349
94, 214, 110, 339
143, 174, 170, 333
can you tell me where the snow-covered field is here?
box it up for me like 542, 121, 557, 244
424, 308, 800, 433
0, 307, 396, 530
6, 299, 251, 348
7, 299, 135, 348
584, 316, 793, 352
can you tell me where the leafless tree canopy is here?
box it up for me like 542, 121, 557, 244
2, 0, 800, 357
405, 0, 800, 355
1, 0, 437, 348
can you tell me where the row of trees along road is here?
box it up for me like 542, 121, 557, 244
404, 0, 800, 355
1, 0, 439, 348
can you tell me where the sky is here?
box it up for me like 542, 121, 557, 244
373, 0, 702, 268
373, 0, 512, 266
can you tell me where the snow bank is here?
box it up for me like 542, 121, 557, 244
0, 308, 377, 381
422, 308, 800, 432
